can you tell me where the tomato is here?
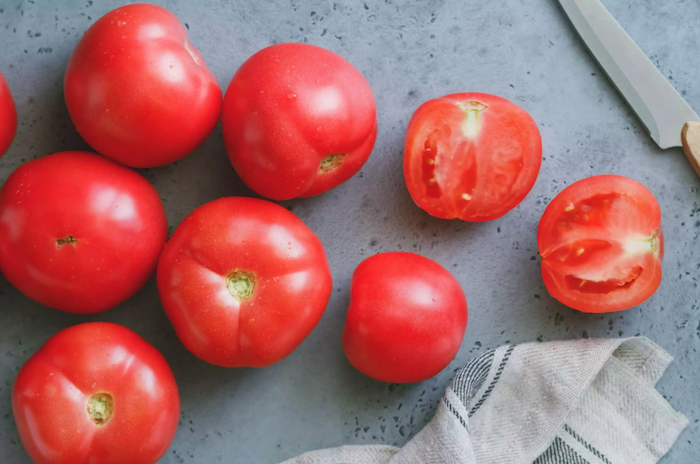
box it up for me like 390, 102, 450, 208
0, 71, 17, 158
222, 43, 377, 200
538, 175, 663, 313
342, 252, 468, 383
157, 197, 332, 367
0, 152, 167, 313
404, 93, 542, 221
13, 323, 180, 464
64, 4, 222, 168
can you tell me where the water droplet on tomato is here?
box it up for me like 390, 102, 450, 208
287, 92, 297, 100
117, 20, 126, 27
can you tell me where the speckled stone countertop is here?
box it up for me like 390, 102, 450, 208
0, 1, 698, 463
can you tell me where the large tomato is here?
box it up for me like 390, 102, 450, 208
538, 175, 663, 313
222, 43, 377, 200
0, 151, 167, 313
342, 252, 468, 383
64, 4, 222, 168
404, 93, 541, 221
157, 197, 332, 367
0, 71, 17, 157
13, 323, 180, 464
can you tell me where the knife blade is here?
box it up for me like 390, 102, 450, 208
558, 0, 699, 156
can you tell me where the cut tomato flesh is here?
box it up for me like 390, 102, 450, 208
543, 239, 613, 266
422, 127, 445, 199
564, 266, 642, 294
537, 175, 663, 313
404, 93, 541, 222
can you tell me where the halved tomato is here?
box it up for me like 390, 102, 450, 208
538, 175, 663, 313
404, 93, 541, 221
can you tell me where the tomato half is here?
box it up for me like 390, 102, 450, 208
538, 175, 663, 313
404, 93, 542, 221
13, 323, 180, 464
64, 4, 222, 168
157, 197, 332, 367
342, 252, 468, 383
222, 43, 377, 200
0, 152, 167, 313
0, 71, 17, 158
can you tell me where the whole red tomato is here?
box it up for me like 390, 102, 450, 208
538, 175, 663, 313
13, 323, 180, 464
0, 151, 167, 313
404, 93, 542, 221
158, 197, 332, 367
0, 71, 17, 158
342, 252, 468, 383
64, 4, 222, 168
222, 43, 377, 200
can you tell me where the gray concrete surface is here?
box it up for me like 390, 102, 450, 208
0, 0, 698, 462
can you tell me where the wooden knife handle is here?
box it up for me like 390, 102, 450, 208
681, 121, 700, 177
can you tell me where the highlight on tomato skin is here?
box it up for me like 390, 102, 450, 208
537, 175, 663, 313
403, 93, 542, 222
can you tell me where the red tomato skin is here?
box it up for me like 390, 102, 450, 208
64, 4, 222, 168
0, 152, 167, 313
342, 252, 468, 383
222, 43, 377, 200
538, 175, 663, 313
12, 323, 180, 464
0, 71, 17, 157
404, 93, 542, 222
157, 197, 333, 367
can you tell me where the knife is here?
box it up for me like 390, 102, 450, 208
558, 0, 700, 177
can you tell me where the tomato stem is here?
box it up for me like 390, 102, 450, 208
226, 271, 255, 301
319, 153, 346, 173
56, 235, 79, 248
650, 229, 661, 257
87, 393, 113, 426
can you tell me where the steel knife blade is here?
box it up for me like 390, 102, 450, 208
558, 0, 699, 152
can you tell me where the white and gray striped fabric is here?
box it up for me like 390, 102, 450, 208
281, 337, 687, 464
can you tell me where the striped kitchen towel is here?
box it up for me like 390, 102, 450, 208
281, 337, 688, 464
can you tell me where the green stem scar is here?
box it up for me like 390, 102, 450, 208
650, 229, 661, 257
56, 235, 79, 248
623, 229, 662, 258
319, 153, 347, 173
87, 393, 113, 426
226, 271, 255, 301
457, 100, 488, 139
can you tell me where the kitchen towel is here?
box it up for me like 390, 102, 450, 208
281, 337, 688, 464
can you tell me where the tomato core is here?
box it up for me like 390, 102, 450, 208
458, 100, 487, 139
87, 393, 114, 426
56, 235, 79, 248
319, 153, 347, 173
226, 271, 255, 301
